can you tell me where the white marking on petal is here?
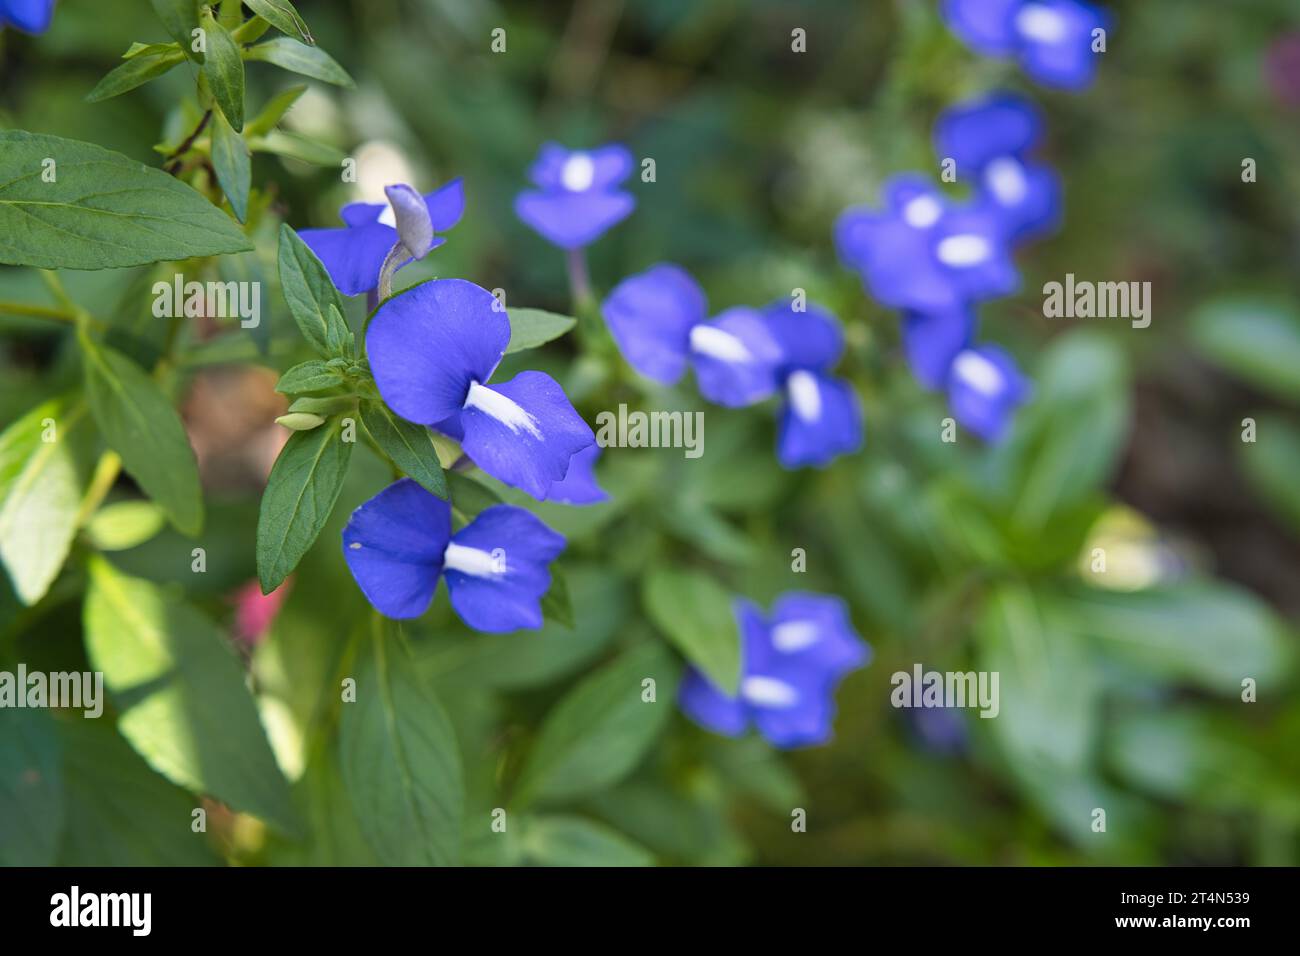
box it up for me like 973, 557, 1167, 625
952, 350, 1004, 397
690, 325, 753, 363
443, 542, 502, 578
985, 157, 1029, 207
463, 381, 543, 439
772, 620, 820, 652
936, 234, 992, 267
561, 152, 596, 192
903, 195, 943, 229
1016, 4, 1068, 43
349, 541, 362, 550
741, 675, 799, 708
786, 370, 822, 423
377, 205, 397, 227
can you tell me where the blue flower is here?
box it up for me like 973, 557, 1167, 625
515, 143, 636, 250
902, 307, 976, 391
946, 344, 1031, 441
299, 179, 465, 296
342, 478, 565, 631
761, 299, 864, 468
679, 593, 870, 749
366, 279, 595, 500
934, 92, 1061, 243
545, 443, 608, 505
835, 175, 1019, 313
942, 0, 1109, 90
601, 263, 783, 406
0, 0, 55, 32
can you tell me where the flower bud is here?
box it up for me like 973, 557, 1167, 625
384, 183, 434, 259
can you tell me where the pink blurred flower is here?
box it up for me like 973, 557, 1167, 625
231, 578, 291, 648
1265, 33, 1300, 109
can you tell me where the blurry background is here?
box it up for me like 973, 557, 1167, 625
2, 0, 1299, 865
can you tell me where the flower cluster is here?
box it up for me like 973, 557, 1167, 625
942, 0, 1109, 90
0, 0, 54, 33
601, 265, 864, 468
679, 592, 870, 748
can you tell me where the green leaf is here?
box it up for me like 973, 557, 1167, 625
360, 400, 448, 499
84, 500, 166, 552
1056, 582, 1291, 692
245, 37, 355, 87
210, 108, 251, 222
256, 415, 354, 592
245, 84, 307, 138
84, 557, 300, 834
505, 308, 578, 354
0, 709, 63, 866
56, 718, 218, 866
514, 642, 681, 807
0, 395, 93, 605
540, 565, 574, 628
642, 567, 741, 694
200, 10, 246, 130
244, 0, 313, 43
1190, 297, 1300, 401
277, 224, 350, 357
249, 129, 346, 166
0, 130, 252, 269
1238, 414, 1300, 532
446, 471, 501, 522
82, 336, 204, 536
340, 624, 464, 865
86, 47, 186, 102
149, 0, 203, 63
275, 359, 345, 395
521, 816, 654, 867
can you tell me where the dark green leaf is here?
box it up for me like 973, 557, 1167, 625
521, 815, 654, 866
210, 108, 250, 222
505, 308, 577, 354
82, 337, 204, 536
244, 0, 313, 44
340, 624, 464, 865
540, 565, 574, 628
0, 395, 93, 605
0, 709, 63, 866
1238, 414, 1300, 532
360, 400, 448, 499
245, 37, 355, 87
84, 557, 300, 834
245, 84, 307, 138
1190, 297, 1300, 401
256, 415, 354, 592
643, 567, 740, 694
199, 10, 246, 130
446, 470, 501, 522
514, 642, 680, 806
0, 131, 252, 269
86, 47, 185, 102
277, 224, 350, 357
149, 0, 203, 63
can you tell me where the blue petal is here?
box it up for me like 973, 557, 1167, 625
367, 279, 508, 425
339, 201, 384, 227
942, 0, 1022, 54
762, 299, 844, 374
933, 91, 1043, 169
947, 345, 1031, 442
776, 372, 864, 469
979, 158, 1062, 243
768, 592, 871, 679
515, 189, 635, 249
459, 371, 595, 500
930, 205, 1020, 302
902, 307, 976, 390
1, 0, 55, 32
601, 263, 706, 384
689, 307, 784, 407
299, 221, 394, 296
425, 178, 466, 232
547, 443, 608, 505
443, 504, 565, 632
678, 669, 748, 737
342, 478, 450, 619
1015, 0, 1108, 90
751, 680, 836, 749
528, 143, 633, 191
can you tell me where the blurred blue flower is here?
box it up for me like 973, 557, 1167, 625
679, 593, 870, 749
299, 179, 464, 296
946, 344, 1031, 441
601, 263, 784, 406
934, 92, 1062, 243
1, 0, 55, 32
342, 478, 565, 630
902, 307, 976, 391
761, 299, 864, 468
515, 143, 636, 249
545, 443, 608, 505
942, 0, 1109, 90
835, 175, 1019, 313
366, 279, 595, 500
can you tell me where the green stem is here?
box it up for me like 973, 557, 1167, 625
0, 301, 77, 323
